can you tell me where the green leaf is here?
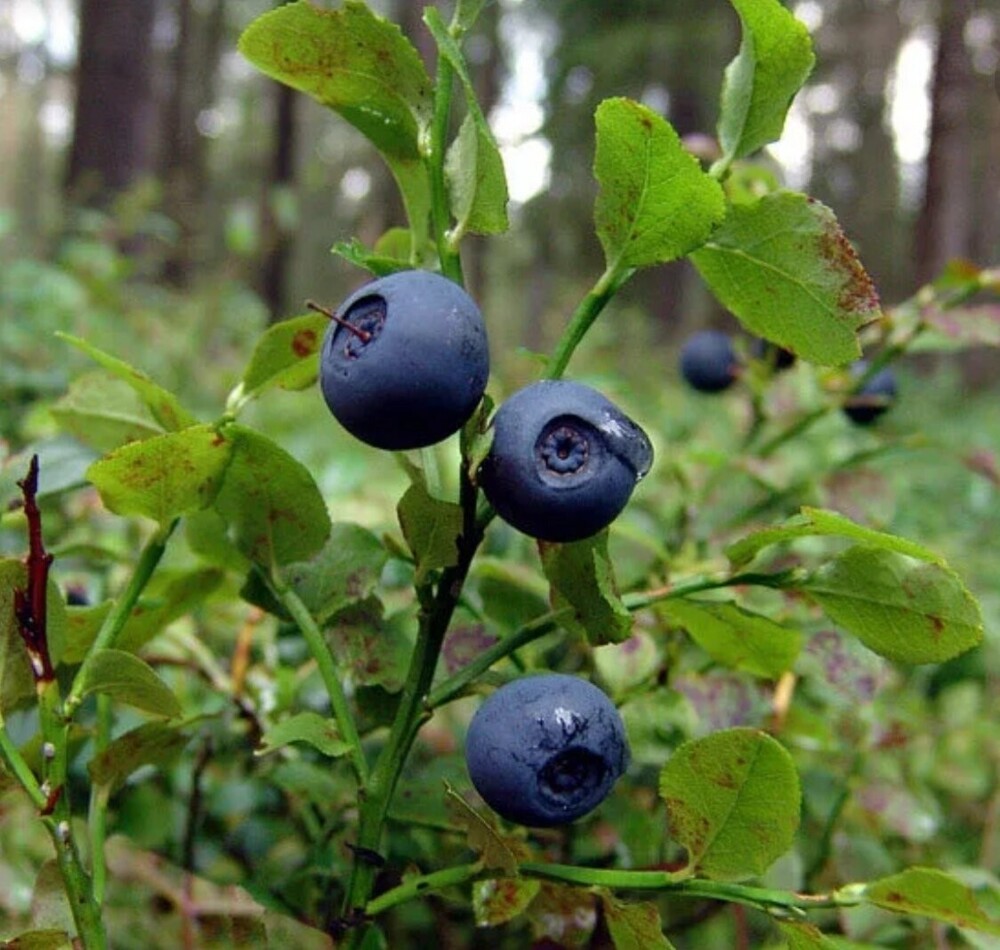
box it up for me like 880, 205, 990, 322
213, 425, 331, 568
327, 597, 411, 692
776, 920, 843, 949
660, 599, 801, 678
87, 425, 234, 526
594, 98, 726, 271
862, 867, 1000, 936
0, 929, 74, 949
717, 0, 815, 164
424, 8, 509, 236
239, 0, 433, 249
540, 533, 632, 646
88, 721, 191, 794
445, 112, 510, 237
801, 547, 984, 664
396, 483, 462, 584
691, 192, 879, 365
256, 711, 351, 759
50, 371, 165, 452
727, 506, 945, 570
240, 312, 330, 398
63, 568, 225, 664
473, 877, 542, 928
56, 333, 197, 431
243, 522, 388, 622
444, 782, 521, 873
452, 0, 487, 35
78, 649, 182, 718
593, 632, 661, 700
0, 559, 35, 714
599, 893, 676, 950
659, 727, 801, 881
331, 236, 413, 277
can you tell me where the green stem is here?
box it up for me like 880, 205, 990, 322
267, 572, 369, 786
344, 468, 484, 923
427, 46, 463, 285
0, 717, 46, 809
546, 266, 635, 380
364, 859, 857, 920
88, 694, 112, 904
42, 814, 108, 949
366, 861, 483, 916
65, 519, 178, 717
622, 569, 806, 612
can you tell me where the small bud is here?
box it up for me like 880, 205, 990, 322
42, 742, 56, 760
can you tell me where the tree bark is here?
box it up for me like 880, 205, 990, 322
915, 0, 975, 284
66, 0, 158, 206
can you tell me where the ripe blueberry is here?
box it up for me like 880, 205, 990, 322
842, 361, 897, 426
679, 330, 738, 392
751, 338, 796, 371
319, 270, 489, 451
478, 380, 653, 543
464, 673, 630, 827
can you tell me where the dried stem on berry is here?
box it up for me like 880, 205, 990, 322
306, 299, 372, 343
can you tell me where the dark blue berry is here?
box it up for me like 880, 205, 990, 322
679, 330, 738, 392
319, 270, 489, 451
478, 380, 653, 542
464, 674, 630, 827
751, 338, 796, 371
843, 361, 898, 425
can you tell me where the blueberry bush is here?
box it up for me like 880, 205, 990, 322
1, 0, 998, 947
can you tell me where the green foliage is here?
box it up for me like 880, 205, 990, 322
1, 1, 998, 948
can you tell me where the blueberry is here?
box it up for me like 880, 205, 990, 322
751, 338, 796, 371
842, 361, 898, 426
478, 380, 653, 543
464, 673, 630, 827
319, 270, 489, 451
679, 330, 738, 392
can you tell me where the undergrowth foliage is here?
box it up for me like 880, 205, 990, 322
1, 0, 999, 947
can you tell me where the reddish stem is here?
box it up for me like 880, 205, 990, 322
306, 299, 372, 343
15, 455, 55, 682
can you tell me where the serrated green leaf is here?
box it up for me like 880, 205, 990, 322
425, 8, 509, 236
599, 893, 676, 949
660, 599, 801, 678
239, 0, 433, 250
594, 98, 725, 271
727, 506, 944, 570
802, 547, 984, 664
659, 727, 800, 881
717, 0, 815, 164
691, 192, 879, 365
87, 425, 234, 526
78, 649, 182, 718
50, 371, 165, 452
397, 483, 462, 583
540, 532, 632, 646
331, 237, 412, 277
256, 711, 351, 758
863, 868, 1000, 936
87, 721, 191, 794
56, 333, 196, 431
240, 313, 329, 398
213, 425, 331, 568
445, 112, 510, 236
444, 782, 521, 873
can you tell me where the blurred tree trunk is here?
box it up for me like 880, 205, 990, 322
162, 0, 227, 285
914, 0, 975, 283
258, 81, 299, 318
66, 0, 158, 206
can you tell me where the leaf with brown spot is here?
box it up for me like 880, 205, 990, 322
659, 727, 800, 881
240, 312, 330, 399
691, 191, 879, 365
